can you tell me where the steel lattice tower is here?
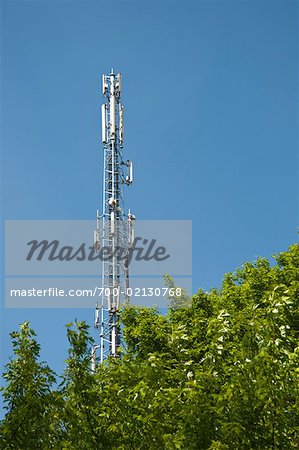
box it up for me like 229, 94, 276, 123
92, 69, 134, 368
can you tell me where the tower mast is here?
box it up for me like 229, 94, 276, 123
92, 69, 134, 368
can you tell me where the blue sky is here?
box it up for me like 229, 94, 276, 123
1, 0, 298, 380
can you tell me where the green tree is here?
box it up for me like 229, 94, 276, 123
203, 246, 299, 448
0, 322, 61, 449
1, 244, 298, 449
61, 321, 105, 449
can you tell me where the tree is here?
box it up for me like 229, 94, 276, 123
1, 244, 298, 449
0, 322, 61, 449
61, 321, 105, 449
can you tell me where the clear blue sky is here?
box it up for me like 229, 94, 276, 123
1, 1, 298, 380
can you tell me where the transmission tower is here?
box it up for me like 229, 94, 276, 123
92, 69, 134, 369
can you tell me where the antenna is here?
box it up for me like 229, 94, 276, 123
92, 71, 134, 367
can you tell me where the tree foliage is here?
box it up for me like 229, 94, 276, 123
0, 322, 61, 449
1, 244, 298, 449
